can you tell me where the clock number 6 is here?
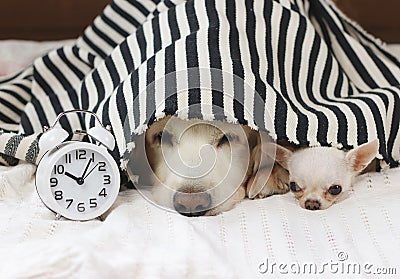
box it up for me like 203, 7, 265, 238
77, 202, 85, 212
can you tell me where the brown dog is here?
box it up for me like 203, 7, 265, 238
128, 116, 288, 216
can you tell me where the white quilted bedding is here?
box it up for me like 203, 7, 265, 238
0, 41, 399, 279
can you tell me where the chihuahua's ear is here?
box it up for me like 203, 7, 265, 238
274, 144, 293, 170
346, 139, 379, 173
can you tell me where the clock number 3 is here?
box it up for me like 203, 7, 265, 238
103, 175, 111, 185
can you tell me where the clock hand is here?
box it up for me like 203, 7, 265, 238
65, 171, 80, 182
81, 158, 93, 179
83, 163, 99, 180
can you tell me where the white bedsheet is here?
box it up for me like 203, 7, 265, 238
0, 163, 399, 278
0, 41, 399, 279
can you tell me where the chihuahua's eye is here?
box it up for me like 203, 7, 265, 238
328, 185, 342, 195
217, 133, 237, 147
154, 131, 173, 145
289, 182, 302, 192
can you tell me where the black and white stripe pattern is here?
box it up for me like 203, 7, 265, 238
0, 0, 399, 168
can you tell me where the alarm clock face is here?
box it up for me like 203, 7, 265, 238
36, 142, 120, 221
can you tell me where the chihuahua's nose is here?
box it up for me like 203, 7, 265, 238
173, 188, 211, 217
305, 199, 321, 210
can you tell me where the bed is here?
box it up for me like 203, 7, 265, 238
0, 39, 398, 278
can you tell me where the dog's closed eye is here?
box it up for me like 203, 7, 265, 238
217, 133, 238, 148
154, 131, 173, 145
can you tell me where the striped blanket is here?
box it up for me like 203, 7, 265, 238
0, 0, 399, 170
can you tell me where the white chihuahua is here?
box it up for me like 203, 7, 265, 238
264, 140, 380, 210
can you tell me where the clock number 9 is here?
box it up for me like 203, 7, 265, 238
50, 178, 58, 187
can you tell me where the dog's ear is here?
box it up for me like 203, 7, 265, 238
246, 142, 291, 198
273, 143, 293, 170
346, 139, 379, 173
246, 167, 273, 198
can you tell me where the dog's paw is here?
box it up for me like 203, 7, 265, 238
252, 164, 289, 199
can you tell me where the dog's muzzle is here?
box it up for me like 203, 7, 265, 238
304, 199, 321, 210
173, 187, 212, 217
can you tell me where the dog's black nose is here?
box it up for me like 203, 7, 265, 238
173, 190, 211, 217
304, 199, 321, 210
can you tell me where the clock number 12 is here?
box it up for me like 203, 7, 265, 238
76, 150, 86, 160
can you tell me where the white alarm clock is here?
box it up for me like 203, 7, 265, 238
36, 110, 120, 221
